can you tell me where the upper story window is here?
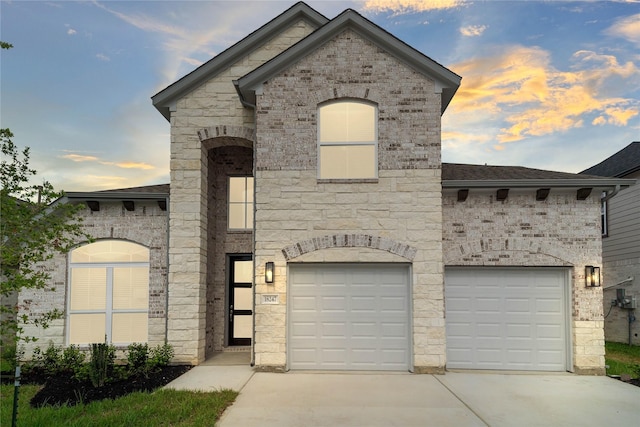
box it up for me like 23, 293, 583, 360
67, 240, 149, 345
318, 100, 377, 179
229, 177, 254, 230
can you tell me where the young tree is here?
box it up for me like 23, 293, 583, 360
1, 129, 90, 346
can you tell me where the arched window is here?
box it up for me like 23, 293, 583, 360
318, 100, 377, 179
67, 240, 149, 345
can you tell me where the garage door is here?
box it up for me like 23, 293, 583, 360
289, 264, 410, 371
445, 268, 568, 371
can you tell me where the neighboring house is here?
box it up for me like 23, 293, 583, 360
581, 142, 640, 346
18, 3, 634, 375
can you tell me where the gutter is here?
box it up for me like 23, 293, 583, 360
442, 178, 635, 189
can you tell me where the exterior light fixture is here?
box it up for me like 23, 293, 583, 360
265, 262, 274, 284
585, 266, 601, 287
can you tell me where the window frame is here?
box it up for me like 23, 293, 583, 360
66, 240, 150, 346
601, 191, 609, 237
317, 99, 378, 180
228, 176, 254, 231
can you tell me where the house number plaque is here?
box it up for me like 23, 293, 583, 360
261, 294, 280, 304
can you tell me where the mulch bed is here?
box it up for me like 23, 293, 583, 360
2, 365, 191, 407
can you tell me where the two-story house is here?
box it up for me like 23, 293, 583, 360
18, 2, 634, 375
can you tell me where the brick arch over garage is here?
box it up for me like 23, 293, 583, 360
444, 239, 574, 266
198, 125, 255, 149
282, 234, 417, 261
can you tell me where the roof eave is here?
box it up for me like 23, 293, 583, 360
151, 2, 329, 121
442, 178, 636, 189
63, 192, 169, 201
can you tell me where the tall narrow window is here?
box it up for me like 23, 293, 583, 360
67, 240, 149, 345
601, 192, 608, 237
229, 177, 254, 230
318, 100, 377, 179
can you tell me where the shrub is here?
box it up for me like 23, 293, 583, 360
61, 345, 85, 373
27, 342, 62, 376
88, 342, 115, 387
148, 343, 174, 371
127, 343, 149, 376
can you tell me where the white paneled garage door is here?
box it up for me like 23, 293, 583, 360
288, 264, 410, 371
445, 268, 568, 371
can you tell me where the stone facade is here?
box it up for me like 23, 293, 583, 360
442, 189, 605, 374
18, 200, 168, 356
167, 19, 319, 364
253, 29, 444, 372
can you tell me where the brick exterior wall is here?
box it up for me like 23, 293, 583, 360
442, 189, 605, 374
18, 200, 168, 357
167, 19, 318, 363
253, 29, 445, 372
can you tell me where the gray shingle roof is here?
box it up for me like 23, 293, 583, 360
98, 184, 170, 194
580, 141, 640, 178
442, 163, 601, 181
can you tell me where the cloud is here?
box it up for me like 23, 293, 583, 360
60, 153, 155, 170
96, 53, 110, 61
62, 154, 99, 162
91, 1, 237, 87
447, 45, 640, 144
605, 13, 640, 46
460, 25, 488, 37
109, 161, 155, 170
67, 28, 76, 35
362, 0, 465, 14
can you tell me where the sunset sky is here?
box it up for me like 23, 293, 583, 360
2, 0, 639, 191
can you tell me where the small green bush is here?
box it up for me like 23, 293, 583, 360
88, 342, 115, 387
61, 344, 86, 373
127, 343, 150, 376
148, 343, 174, 370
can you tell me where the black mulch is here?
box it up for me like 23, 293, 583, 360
2, 365, 191, 407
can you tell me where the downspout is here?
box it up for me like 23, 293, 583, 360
235, 78, 257, 366
164, 195, 170, 344
601, 184, 621, 202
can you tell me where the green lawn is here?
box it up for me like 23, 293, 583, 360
605, 341, 640, 378
0, 384, 238, 427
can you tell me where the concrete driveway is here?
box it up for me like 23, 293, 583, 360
210, 371, 640, 427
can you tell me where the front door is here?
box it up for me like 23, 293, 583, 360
228, 255, 253, 346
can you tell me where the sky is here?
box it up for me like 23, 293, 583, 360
1, 0, 639, 191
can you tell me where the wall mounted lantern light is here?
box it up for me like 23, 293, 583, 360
585, 266, 601, 287
265, 262, 274, 284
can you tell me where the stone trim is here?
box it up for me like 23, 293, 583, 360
197, 125, 255, 146
282, 234, 417, 261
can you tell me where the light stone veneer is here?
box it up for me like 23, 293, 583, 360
253, 170, 444, 372
442, 189, 606, 374
18, 201, 168, 358
168, 20, 319, 364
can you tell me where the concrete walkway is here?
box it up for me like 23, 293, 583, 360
165, 356, 640, 427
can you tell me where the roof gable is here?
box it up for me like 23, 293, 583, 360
580, 141, 640, 178
152, 2, 328, 121
235, 8, 461, 114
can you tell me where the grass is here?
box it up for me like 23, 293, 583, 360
0, 384, 238, 427
605, 341, 640, 378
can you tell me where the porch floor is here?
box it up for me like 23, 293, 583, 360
201, 350, 251, 366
